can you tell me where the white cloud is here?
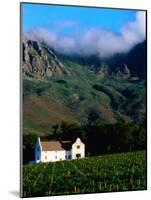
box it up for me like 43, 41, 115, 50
24, 11, 146, 58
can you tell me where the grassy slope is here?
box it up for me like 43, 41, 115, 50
23, 151, 146, 197
23, 58, 146, 135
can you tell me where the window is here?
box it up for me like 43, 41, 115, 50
45, 156, 47, 160
77, 145, 80, 149
55, 155, 57, 159
76, 154, 81, 159
68, 155, 71, 159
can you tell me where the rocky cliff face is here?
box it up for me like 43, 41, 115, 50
98, 63, 109, 79
22, 38, 70, 78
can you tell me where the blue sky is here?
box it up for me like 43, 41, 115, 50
22, 3, 137, 34
22, 3, 145, 58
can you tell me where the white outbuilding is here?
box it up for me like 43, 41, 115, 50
35, 137, 85, 163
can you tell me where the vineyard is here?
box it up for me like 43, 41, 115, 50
22, 151, 147, 197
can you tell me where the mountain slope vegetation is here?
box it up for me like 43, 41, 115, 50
22, 39, 146, 136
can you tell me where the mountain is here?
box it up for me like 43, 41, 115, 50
22, 39, 146, 135
22, 37, 70, 78
74, 40, 146, 80
100, 40, 146, 80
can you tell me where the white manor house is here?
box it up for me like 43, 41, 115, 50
35, 137, 85, 163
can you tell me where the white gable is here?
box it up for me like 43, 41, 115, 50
72, 138, 85, 159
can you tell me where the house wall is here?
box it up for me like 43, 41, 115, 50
35, 138, 42, 163
41, 150, 69, 162
72, 138, 85, 159
65, 150, 72, 159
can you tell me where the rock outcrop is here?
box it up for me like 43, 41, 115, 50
22, 37, 70, 78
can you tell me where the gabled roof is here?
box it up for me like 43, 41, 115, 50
40, 140, 72, 151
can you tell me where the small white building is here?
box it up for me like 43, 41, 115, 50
35, 137, 85, 163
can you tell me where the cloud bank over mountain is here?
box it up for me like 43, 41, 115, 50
24, 11, 146, 58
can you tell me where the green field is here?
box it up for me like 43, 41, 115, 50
22, 151, 147, 197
